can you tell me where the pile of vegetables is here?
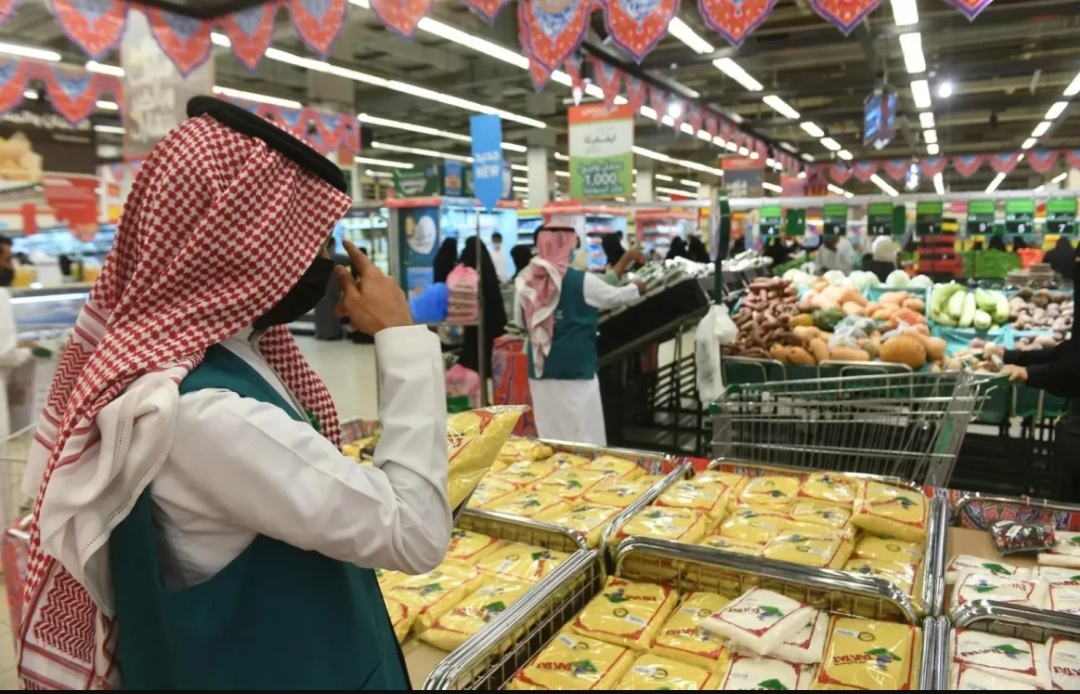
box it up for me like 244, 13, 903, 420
754, 320, 946, 370
942, 339, 1003, 374
1017, 248, 1044, 269
928, 284, 1010, 329
798, 287, 925, 329
883, 270, 934, 289
728, 277, 802, 359
1009, 288, 1073, 336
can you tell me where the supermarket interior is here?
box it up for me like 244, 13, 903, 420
0, 0, 1079, 690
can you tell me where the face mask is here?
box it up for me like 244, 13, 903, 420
254, 257, 334, 329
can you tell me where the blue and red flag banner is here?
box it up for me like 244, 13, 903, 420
0, 0, 17, 27
517, 0, 593, 73
829, 163, 853, 184
526, 50, 551, 91
341, 117, 360, 153
311, 111, 343, 152
1067, 150, 1080, 173
953, 154, 985, 178
989, 152, 1020, 174
648, 85, 668, 120
463, 0, 513, 24
918, 156, 945, 178
41, 65, 101, 125
882, 159, 909, 182
564, 54, 584, 105
288, 0, 348, 57
705, 113, 718, 138
810, 0, 881, 35
943, 0, 994, 21
687, 104, 703, 134
697, 0, 775, 47
220, 1, 278, 71
48, 0, 126, 60
146, 7, 212, 77
624, 73, 647, 112
368, 0, 432, 40
1027, 150, 1060, 175
600, 0, 679, 63
0, 58, 28, 118
853, 160, 878, 181
589, 55, 622, 108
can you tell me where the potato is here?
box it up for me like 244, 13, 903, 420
808, 338, 830, 364
787, 347, 816, 366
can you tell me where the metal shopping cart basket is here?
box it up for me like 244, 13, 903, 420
711, 370, 1007, 487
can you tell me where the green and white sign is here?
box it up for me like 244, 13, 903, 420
393, 166, 440, 197
915, 200, 944, 235
760, 205, 782, 236
967, 199, 996, 235
785, 209, 806, 237
1005, 198, 1036, 236
568, 103, 634, 199
867, 202, 895, 236
823, 203, 848, 236
1046, 197, 1077, 236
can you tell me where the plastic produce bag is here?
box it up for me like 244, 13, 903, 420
446, 406, 527, 513
408, 281, 448, 324
445, 363, 481, 409
695, 304, 736, 405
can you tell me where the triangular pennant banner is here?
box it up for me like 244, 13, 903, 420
989, 151, 1020, 174
810, 0, 882, 35
1027, 150, 1060, 175
564, 54, 584, 105
697, 0, 776, 47
589, 55, 622, 108
1066, 150, 1080, 173
41, 65, 100, 125
221, 1, 278, 71
369, 0, 432, 39
275, 105, 310, 137
312, 111, 343, 151
853, 160, 878, 181
517, 0, 592, 73
648, 85, 668, 122
943, 0, 995, 21
719, 118, 734, 141
705, 113, 718, 138
601, 0, 680, 63
341, 117, 360, 153
953, 154, 985, 178
670, 100, 686, 131
624, 74, 647, 112
526, 52, 551, 91
288, 0, 348, 57
0, 0, 17, 27
0, 58, 28, 119
830, 163, 853, 184
146, 8, 212, 77
48, 0, 127, 60
920, 156, 947, 177
463, 0, 513, 24
688, 105, 703, 134
883, 159, 909, 181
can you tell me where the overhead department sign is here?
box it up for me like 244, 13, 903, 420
569, 103, 634, 199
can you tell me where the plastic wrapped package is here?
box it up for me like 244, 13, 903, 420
782, 518, 855, 542
842, 559, 917, 594
990, 519, 1056, 556
798, 473, 859, 507
700, 535, 765, 556
1050, 637, 1080, 690
487, 490, 569, 520
760, 533, 853, 570
488, 460, 559, 489
655, 480, 730, 522
1038, 531, 1080, 569
614, 654, 719, 690
617, 507, 708, 544
737, 475, 800, 510
376, 567, 405, 591
700, 588, 816, 657
787, 503, 853, 535
690, 470, 746, 496
945, 554, 1026, 585
571, 577, 678, 650
719, 508, 788, 545
813, 616, 920, 690
951, 572, 1046, 613
383, 595, 415, 642
1035, 565, 1080, 582
447, 407, 527, 509
766, 612, 829, 665
650, 591, 732, 672
584, 455, 645, 480
717, 655, 815, 690
511, 630, 634, 690
853, 535, 924, 564
419, 580, 533, 651
584, 478, 660, 508
387, 562, 484, 631
850, 482, 928, 543
498, 438, 555, 464
536, 503, 622, 547
467, 477, 518, 509
1044, 580, 1080, 616
951, 664, 1043, 690
530, 468, 610, 501
444, 529, 504, 565
544, 452, 591, 469
950, 628, 1051, 688
475, 542, 570, 584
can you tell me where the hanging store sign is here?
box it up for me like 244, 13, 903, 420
1046, 197, 1077, 236
811, 0, 882, 35
721, 157, 765, 198
966, 199, 996, 236
392, 165, 441, 198
568, 103, 634, 199
867, 202, 895, 236
785, 208, 806, 237
822, 203, 848, 236
1004, 198, 1036, 236
915, 200, 943, 235
759, 204, 782, 236
470, 113, 504, 209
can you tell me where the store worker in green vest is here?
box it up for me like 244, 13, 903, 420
515, 225, 645, 445
16, 97, 449, 690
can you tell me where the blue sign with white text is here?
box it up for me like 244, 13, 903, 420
470, 114, 503, 210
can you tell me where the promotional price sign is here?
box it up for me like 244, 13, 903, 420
867, 202, 895, 236
1046, 197, 1077, 236
915, 200, 944, 235
1005, 197, 1036, 236
785, 208, 806, 237
966, 199, 996, 236
822, 203, 848, 236
759, 204, 782, 236
568, 103, 634, 199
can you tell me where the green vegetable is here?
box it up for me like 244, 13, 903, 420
974, 288, 997, 312
993, 293, 1010, 325
931, 283, 963, 315
973, 310, 992, 330
948, 290, 967, 319
812, 307, 845, 332
959, 293, 977, 328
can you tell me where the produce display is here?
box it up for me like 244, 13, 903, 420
929, 284, 1010, 329
1008, 287, 1073, 334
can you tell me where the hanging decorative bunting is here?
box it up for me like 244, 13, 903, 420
311, 111, 344, 152
719, 118, 734, 141
953, 154, 985, 178
341, 117, 360, 153
698, 0, 775, 47
0, 58, 28, 118
564, 54, 584, 105
220, 1, 278, 71
853, 160, 878, 181
942, 0, 994, 21
526, 51, 552, 91
146, 8, 212, 77
40, 65, 100, 125
687, 105, 703, 134
0, 0, 17, 27
989, 151, 1020, 174
48, 0, 126, 60
829, 163, 853, 184
518, 0, 593, 73
289, 0, 348, 56
1028, 150, 1060, 174
275, 105, 310, 137
705, 113, 718, 138
624, 74, 647, 112
589, 55, 622, 107
648, 85, 668, 123
463, 0, 513, 24
1067, 150, 1080, 173
882, 159, 909, 181
919, 156, 947, 177
369, 0, 432, 39
669, 100, 687, 132
810, 0, 881, 35
600, 0, 680, 64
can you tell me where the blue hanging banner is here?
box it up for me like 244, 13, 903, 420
470, 113, 503, 210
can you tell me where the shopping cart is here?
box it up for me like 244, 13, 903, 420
711, 371, 1008, 487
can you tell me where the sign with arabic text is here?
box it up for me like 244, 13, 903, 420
470, 113, 503, 210
1005, 198, 1036, 236
823, 203, 848, 236
1046, 197, 1077, 236
759, 205, 782, 236
568, 103, 634, 199
867, 202, 895, 236
915, 200, 943, 235
966, 199, 995, 236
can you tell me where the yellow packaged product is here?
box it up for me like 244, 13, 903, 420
853, 535, 924, 564
511, 630, 634, 690
419, 580, 532, 651
788, 502, 853, 534
536, 503, 622, 547
737, 475, 800, 509
798, 472, 859, 507
614, 654, 719, 690
719, 507, 788, 545
531, 468, 610, 501
488, 458, 509, 474
850, 481, 928, 543
572, 577, 677, 650
489, 460, 559, 489
545, 451, 591, 468
584, 478, 658, 508
467, 477, 518, 509
498, 438, 555, 463
761, 533, 853, 570
782, 518, 853, 541
651, 591, 732, 671
387, 562, 484, 631
476, 542, 570, 584
689, 469, 746, 494
617, 506, 708, 544
585, 455, 645, 480
813, 616, 920, 690
382, 595, 415, 642
718, 655, 815, 690
842, 559, 917, 593
446, 407, 527, 509
656, 480, 730, 521
700, 535, 764, 556
489, 490, 569, 520
445, 529, 505, 565
375, 567, 405, 591
638, 473, 668, 486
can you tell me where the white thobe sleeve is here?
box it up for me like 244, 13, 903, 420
582, 271, 641, 310
169, 325, 450, 575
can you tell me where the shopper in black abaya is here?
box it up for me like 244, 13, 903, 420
1045, 237, 1076, 279
432, 237, 459, 284
687, 235, 711, 263
602, 233, 625, 269
511, 244, 533, 280
457, 236, 507, 376
667, 236, 689, 261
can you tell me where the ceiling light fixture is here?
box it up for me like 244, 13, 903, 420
0, 42, 60, 61
1052, 171, 1068, 184
738, 147, 750, 156
713, 58, 764, 91
85, 61, 124, 76
630, 146, 725, 176
898, 32, 926, 74
667, 17, 714, 54
555, 171, 569, 178
357, 112, 527, 152
933, 172, 945, 195
94, 125, 125, 135
919, 112, 935, 129
837, 149, 853, 161
910, 80, 932, 108
820, 137, 842, 151
937, 81, 954, 98
354, 155, 413, 168
1046, 102, 1068, 120
800, 121, 825, 138
1064, 72, 1080, 97
763, 181, 783, 193
371, 141, 473, 163
986, 172, 1006, 193
213, 86, 302, 109
870, 174, 899, 197
827, 183, 847, 196
655, 174, 674, 182
656, 185, 694, 197
923, 129, 938, 144
927, 143, 940, 155
890, 0, 918, 26
762, 95, 800, 120
680, 179, 700, 188
1022, 137, 1037, 150
511, 164, 528, 172
1032, 121, 1051, 138
667, 103, 682, 119
95, 100, 119, 111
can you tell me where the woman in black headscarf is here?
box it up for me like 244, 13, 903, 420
602, 233, 624, 270
988, 235, 1007, 252
667, 236, 689, 261
432, 237, 458, 284
510, 244, 533, 280
687, 235, 710, 263
1046, 237, 1076, 278
458, 236, 507, 376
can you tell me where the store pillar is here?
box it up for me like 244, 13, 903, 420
1066, 169, 1080, 192
636, 167, 654, 203
697, 183, 713, 201
526, 147, 548, 206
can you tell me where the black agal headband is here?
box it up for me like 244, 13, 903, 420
186, 95, 348, 194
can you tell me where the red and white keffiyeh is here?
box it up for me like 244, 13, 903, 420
515, 227, 577, 377
17, 114, 351, 689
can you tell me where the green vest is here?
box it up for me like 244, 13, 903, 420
109, 344, 410, 690
527, 268, 598, 380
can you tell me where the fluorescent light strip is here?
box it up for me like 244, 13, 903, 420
94, 125, 124, 135
512, 176, 528, 183
1052, 171, 1068, 184
933, 172, 944, 195
827, 184, 847, 196
511, 164, 528, 172
800, 122, 825, 138
680, 179, 700, 188
371, 141, 472, 163
355, 155, 414, 168
762, 181, 782, 193
837, 149, 853, 161
655, 174, 674, 182
890, 0, 918, 26
910, 79, 932, 109
1032, 121, 1051, 138
820, 137, 841, 151
357, 112, 526, 153
1022, 137, 1037, 150
631, 146, 724, 177
364, 169, 391, 178
656, 185, 696, 197
1046, 102, 1068, 120
0, 42, 59, 61
667, 17, 714, 54
870, 174, 899, 197
1065, 72, 1080, 97
919, 112, 935, 129
713, 58, 764, 91
927, 143, 940, 155
923, 129, 937, 144
213, 85, 302, 109
899, 32, 926, 74
555, 171, 569, 178
986, 172, 1006, 193
763, 95, 800, 120
86, 61, 124, 77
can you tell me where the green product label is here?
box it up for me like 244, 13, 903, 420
392, 167, 440, 197
760, 205, 782, 236
915, 200, 944, 234
968, 199, 996, 216
1047, 197, 1078, 236
867, 202, 894, 237
570, 154, 633, 198
785, 209, 806, 237
822, 203, 848, 236
1005, 198, 1036, 235
967, 199, 996, 236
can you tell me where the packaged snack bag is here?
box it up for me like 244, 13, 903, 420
571, 577, 678, 650
945, 554, 1026, 585
787, 502, 853, 534
798, 472, 859, 507
489, 460, 559, 489
585, 455, 645, 480
814, 616, 919, 690
950, 628, 1050, 689
990, 519, 1056, 556
383, 595, 415, 643
467, 477, 518, 509
584, 478, 659, 508
951, 572, 1046, 613
419, 580, 532, 651
761, 533, 853, 570
650, 591, 732, 671
536, 503, 622, 548
1050, 637, 1080, 691
1045, 580, 1080, 616
718, 655, 813, 690
614, 654, 718, 690
769, 611, 829, 665
781, 518, 853, 541
1034, 565, 1080, 583
488, 490, 569, 520
498, 438, 555, 463
689, 469, 746, 494
388, 562, 484, 631
616, 507, 708, 544
545, 451, 591, 468
511, 630, 633, 690
447, 407, 527, 509
719, 507, 788, 545
951, 663, 1043, 690
476, 542, 570, 584
656, 480, 730, 521
1038, 531, 1080, 569
444, 529, 504, 565
850, 482, 928, 543
700, 588, 816, 657
842, 559, 917, 594
700, 535, 765, 556
737, 475, 800, 509
853, 535, 924, 564
531, 468, 610, 501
